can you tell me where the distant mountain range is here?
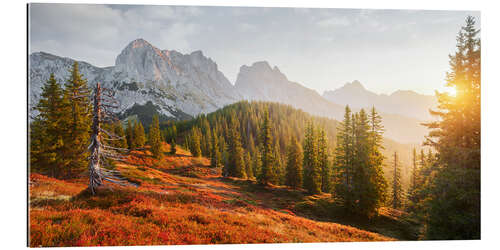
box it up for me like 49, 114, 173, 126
29, 38, 432, 144
323, 80, 437, 121
235, 61, 345, 119
233, 62, 429, 144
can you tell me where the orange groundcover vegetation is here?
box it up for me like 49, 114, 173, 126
29, 143, 392, 247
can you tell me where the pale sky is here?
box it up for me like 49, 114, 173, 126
29, 4, 480, 95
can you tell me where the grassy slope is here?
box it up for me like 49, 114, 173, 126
29, 143, 396, 247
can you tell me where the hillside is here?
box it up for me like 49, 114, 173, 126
29, 143, 401, 247
175, 101, 424, 190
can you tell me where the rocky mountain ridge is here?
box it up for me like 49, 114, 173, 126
234, 62, 429, 144
29, 39, 241, 120
29, 38, 430, 144
323, 80, 437, 121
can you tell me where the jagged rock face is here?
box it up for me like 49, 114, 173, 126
29, 52, 105, 116
236, 61, 288, 101
29, 40, 429, 144
29, 39, 241, 120
323, 80, 437, 121
234, 61, 345, 119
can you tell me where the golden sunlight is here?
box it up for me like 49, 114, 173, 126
446, 86, 457, 97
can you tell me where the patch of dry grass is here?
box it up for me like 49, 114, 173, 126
29, 143, 393, 247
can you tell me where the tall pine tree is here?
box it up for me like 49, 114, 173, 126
190, 126, 202, 157
61, 62, 91, 178
134, 121, 146, 148
334, 106, 387, 216
258, 108, 276, 185
303, 122, 321, 194
318, 128, 330, 193
285, 135, 303, 189
113, 121, 128, 149
422, 16, 481, 240
244, 151, 254, 179
334, 106, 354, 206
410, 148, 418, 193
30, 74, 67, 178
391, 151, 403, 209
210, 128, 222, 168
148, 115, 163, 159
365, 107, 388, 215
226, 117, 246, 178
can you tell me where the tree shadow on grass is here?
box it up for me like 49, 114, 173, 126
218, 177, 420, 240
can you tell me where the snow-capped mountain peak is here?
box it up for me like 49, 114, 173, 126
30, 39, 241, 121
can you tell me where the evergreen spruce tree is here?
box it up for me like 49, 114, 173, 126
252, 149, 262, 180
334, 106, 387, 216
407, 148, 436, 216
248, 136, 256, 156
334, 106, 354, 207
365, 107, 388, 215
245, 151, 253, 179
391, 151, 403, 209
30, 74, 66, 178
406, 148, 422, 214
113, 121, 128, 149
184, 135, 190, 153
163, 124, 178, 143
62, 62, 91, 178
410, 148, 418, 192
422, 16, 481, 239
303, 122, 313, 191
258, 108, 276, 185
318, 128, 330, 193
210, 128, 222, 168
427, 149, 434, 164
274, 142, 284, 185
285, 135, 303, 189
418, 148, 428, 186
148, 115, 163, 159
190, 127, 202, 157
30, 119, 45, 174
227, 117, 246, 178
222, 147, 229, 176
201, 119, 212, 157
303, 122, 321, 194
171, 124, 177, 141
134, 121, 146, 148
219, 134, 226, 156
126, 120, 135, 150
352, 109, 374, 215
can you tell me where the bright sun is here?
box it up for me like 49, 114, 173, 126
447, 87, 457, 97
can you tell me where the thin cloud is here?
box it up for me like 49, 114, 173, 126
29, 4, 480, 95
317, 17, 350, 27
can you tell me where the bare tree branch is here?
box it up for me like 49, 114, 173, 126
88, 82, 133, 195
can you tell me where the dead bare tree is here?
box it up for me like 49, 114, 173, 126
88, 82, 134, 194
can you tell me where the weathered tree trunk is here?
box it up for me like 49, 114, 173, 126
87, 82, 134, 195
89, 83, 103, 194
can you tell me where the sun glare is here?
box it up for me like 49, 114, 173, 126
446, 87, 457, 97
